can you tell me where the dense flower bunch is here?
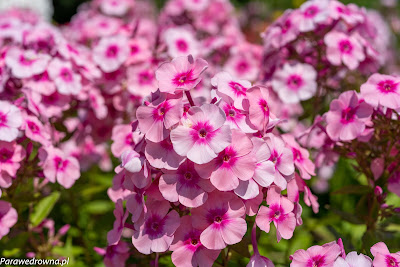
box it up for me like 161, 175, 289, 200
260, 0, 392, 122
290, 239, 400, 267
302, 73, 400, 229
103, 54, 319, 266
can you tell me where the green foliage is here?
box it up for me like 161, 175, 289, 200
30, 192, 60, 227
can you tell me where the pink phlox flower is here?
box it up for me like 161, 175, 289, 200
0, 101, 23, 142
0, 200, 18, 239
164, 27, 200, 58
145, 136, 186, 171
333, 251, 372, 267
155, 55, 208, 93
256, 186, 296, 242
325, 91, 373, 141
93, 35, 130, 73
5, 47, 50, 79
295, 0, 330, 32
370, 242, 400, 267
22, 115, 51, 146
48, 58, 82, 95
191, 192, 247, 250
107, 199, 129, 245
0, 141, 25, 188
171, 103, 232, 164
360, 74, 400, 110
290, 241, 341, 267
287, 174, 319, 213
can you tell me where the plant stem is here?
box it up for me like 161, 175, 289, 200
185, 91, 195, 106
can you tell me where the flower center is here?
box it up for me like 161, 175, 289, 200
378, 80, 398, 93
151, 222, 159, 231
191, 239, 198, 246
60, 68, 73, 82
304, 6, 318, 17
287, 75, 303, 90
214, 216, 222, 223
27, 121, 40, 133
199, 129, 207, 138
184, 172, 192, 180
0, 148, 12, 163
228, 109, 236, 117
106, 45, 119, 58
386, 256, 399, 267
339, 40, 353, 54
274, 210, 281, 218
223, 154, 231, 162
0, 112, 7, 127
341, 107, 356, 122
176, 39, 188, 52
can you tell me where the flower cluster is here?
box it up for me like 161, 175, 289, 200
260, 0, 393, 124
290, 239, 400, 267
104, 54, 318, 266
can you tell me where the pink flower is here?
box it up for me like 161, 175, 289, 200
370, 242, 400, 267
290, 241, 341, 267
211, 72, 251, 110
256, 186, 296, 242
263, 134, 295, 190
191, 192, 247, 250
23, 116, 51, 146
93, 35, 130, 73
24, 71, 56, 96
329, 1, 364, 25
326, 91, 372, 141
0, 141, 25, 189
145, 137, 185, 170
295, 0, 329, 32
171, 104, 232, 164
196, 130, 255, 191
107, 199, 129, 245
111, 124, 142, 158
244, 86, 271, 133
137, 93, 183, 143
0, 101, 23, 142
5, 48, 50, 78
247, 254, 275, 267
282, 134, 315, 179
159, 159, 214, 208
164, 27, 200, 58
132, 200, 180, 254
40, 147, 81, 189
263, 10, 298, 49
127, 65, 157, 97
324, 32, 365, 70
219, 101, 257, 133
94, 241, 130, 267
0, 200, 18, 239
183, 0, 210, 12
120, 150, 142, 173
100, 0, 132, 16
333, 251, 372, 267
251, 137, 273, 187
155, 55, 208, 93
48, 58, 82, 95
271, 63, 317, 104
170, 215, 220, 267
360, 74, 400, 110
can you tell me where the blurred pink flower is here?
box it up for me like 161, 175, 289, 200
0, 200, 18, 239
5, 48, 50, 79
360, 74, 400, 110
0, 141, 25, 188
0, 101, 23, 142
93, 35, 130, 73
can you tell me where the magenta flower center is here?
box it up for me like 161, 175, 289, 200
173, 69, 195, 86
258, 99, 269, 116
191, 238, 199, 246
309, 255, 326, 267
0, 112, 7, 127
304, 6, 318, 18
214, 216, 222, 223
378, 80, 398, 93
386, 255, 399, 267
27, 121, 40, 134
145, 215, 165, 237
130, 45, 139, 55
54, 156, 68, 171
282, 20, 291, 33
339, 40, 353, 54
341, 107, 356, 122
60, 68, 73, 82
236, 61, 249, 73
287, 74, 304, 90
19, 55, 35, 66
292, 148, 302, 161
0, 148, 13, 163
228, 109, 236, 117
184, 172, 192, 180
176, 39, 188, 52
125, 134, 133, 145
106, 45, 119, 58
229, 81, 247, 97
270, 150, 280, 165
138, 71, 153, 85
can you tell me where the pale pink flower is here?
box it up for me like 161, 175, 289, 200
324, 32, 365, 70
333, 251, 372, 267
111, 124, 141, 158
295, 0, 330, 32
244, 86, 270, 133
170, 215, 220, 267
211, 71, 251, 110
5, 48, 50, 79
145, 137, 185, 171
263, 134, 295, 190
100, 0, 132, 16
40, 147, 81, 189
360, 74, 400, 110
251, 137, 273, 188
224, 53, 259, 81
282, 134, 315, 179
155, 55, 208, 93
164, 27, 200, 58
191, 192, 246, 250
0, 101, 23, 142
107, 199, 129, 245
171, 104, 232, 164
160, 159, 214, 208
120, 150, 142, 173
183, 0, 210, 12
287, 174, 319, 213
290, 241, 341, 267
24, 71, 56, 96
326, 91, 372, 141
93, 35, 130, 73
48, 58, 82, 95
132, 200, 180, 254
256, 186, 296, 242
219, 101, 257, 133
263, 10, 298, 49
137, 93, 183, 143
196, 130, 255, 191
370, 242, 400, 267
0, 201, 18, 239
126, 38, 152, 65
23, 116, 51, 146
329, 1, 364, 25
127, 65, 157, 97
271, 63, 317, 104
0, 141, 25, 189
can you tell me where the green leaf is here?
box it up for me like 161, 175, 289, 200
331, 185, 371, 195
82, 200, 114, 214
30, 192, 60, 226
